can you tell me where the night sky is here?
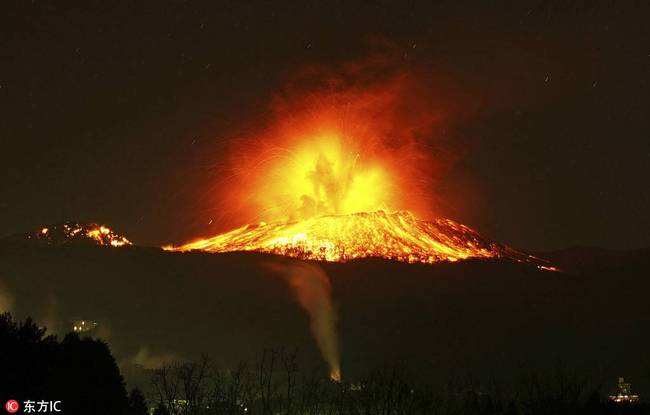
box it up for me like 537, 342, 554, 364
2, 2, 649, 251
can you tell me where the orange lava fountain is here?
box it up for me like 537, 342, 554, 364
167, 62, 556, 270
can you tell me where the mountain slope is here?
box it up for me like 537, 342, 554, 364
165, 211, 553, 269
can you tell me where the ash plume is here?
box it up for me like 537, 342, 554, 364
266, 260, 341, 381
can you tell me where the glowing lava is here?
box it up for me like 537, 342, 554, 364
170, 59, 558, 271
33, 223, 132, 247
247, 132, 396, 221
212, 64, 454, 228
165, 210, 550, 267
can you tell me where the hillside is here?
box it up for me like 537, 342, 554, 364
0, 241, 648, 393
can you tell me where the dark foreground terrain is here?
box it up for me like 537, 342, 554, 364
0, 240, 648, 401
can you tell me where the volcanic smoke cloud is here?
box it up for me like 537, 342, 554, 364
265, 260, 341, 381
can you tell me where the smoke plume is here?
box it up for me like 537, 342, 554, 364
129, 346, 178, 369
266, 260, 341, 381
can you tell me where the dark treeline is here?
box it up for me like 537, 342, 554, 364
1, 313, 648, 415
0, 312, 146, 415
148, 348, 649, 415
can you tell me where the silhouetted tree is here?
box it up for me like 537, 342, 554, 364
151, 356, 213, 415
0, 312, 129, 414
0, 313, 58, 402
256, 348, 279, 415
153, 401, 171, 415
149, 351, 650, 415
128, 387, 149, 415
58, 332, 129, 414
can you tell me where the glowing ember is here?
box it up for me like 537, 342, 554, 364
30, 223, 132, 247
330, 369, 342, 383
165, 210, 550, 267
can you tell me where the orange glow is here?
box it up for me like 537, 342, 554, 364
537, 265, 562, 272
168, 58, 557, 270
330, 369, 342, 383
165, 210, 552, 268
84, 225, 130, 246
250, 132, 394, 220
214, 65, 459, 227
35, 223, 131, 247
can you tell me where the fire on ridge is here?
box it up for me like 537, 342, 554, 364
164, 210, 554, 269
32, 223, 132, 247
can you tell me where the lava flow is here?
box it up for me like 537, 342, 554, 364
166, 210, 527, 264
33, 223, 132, 247
166, 61, 556, 269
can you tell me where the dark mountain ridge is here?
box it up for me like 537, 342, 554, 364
0, 237, 648, 395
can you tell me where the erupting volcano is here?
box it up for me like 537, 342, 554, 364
165, 62, 559, 380
167, 62, 554, 269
